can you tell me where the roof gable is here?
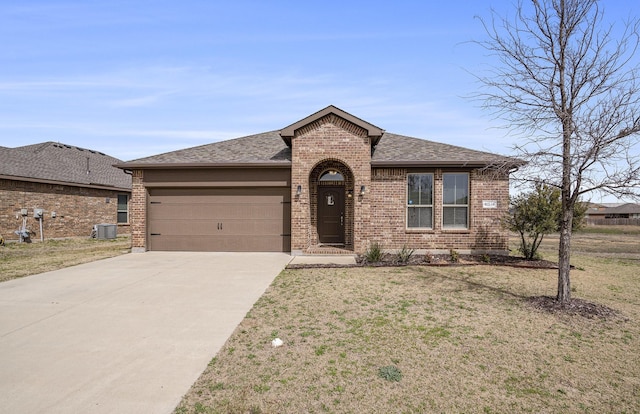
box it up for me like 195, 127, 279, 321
279, 105, 384, 147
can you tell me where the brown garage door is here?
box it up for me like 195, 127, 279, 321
148, 187, 291, 252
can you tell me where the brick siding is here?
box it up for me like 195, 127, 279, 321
290, 115, 510, 255
290, 114, 371, 254
0, 178, 130, 241
130, 170, 146, 250
368, 168, 509, 253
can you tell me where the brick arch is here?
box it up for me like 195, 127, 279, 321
308, 159, 354, 249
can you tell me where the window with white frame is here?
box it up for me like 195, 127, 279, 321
117, 194, 129, 224
442, 173, 469, 229
407, 173, 433, 228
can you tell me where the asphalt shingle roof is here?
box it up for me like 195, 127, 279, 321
607, 203, 640, 215
122, 131, 290, 165
371, 133, 518, 166
0, 142, 132, 190
120, 130, 519, 168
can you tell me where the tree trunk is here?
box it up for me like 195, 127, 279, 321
556, 0, 573, 303
557, 208, 573, 302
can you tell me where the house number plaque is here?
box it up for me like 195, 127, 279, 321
482, 200, 498, 209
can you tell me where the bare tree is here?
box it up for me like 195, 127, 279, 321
476, 0, 640, 302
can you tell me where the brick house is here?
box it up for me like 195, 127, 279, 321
117, 106, 521, 255
0, 142, 132, 241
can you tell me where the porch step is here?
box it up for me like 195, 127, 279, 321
289, 255, 357, 266
304, 245, 354, 255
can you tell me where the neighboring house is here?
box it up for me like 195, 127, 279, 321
585, 203, 611, 220
0, 142, 132, 241
586, 203, 640, 222
602, 203, 640, 219
116, 105, 522, 255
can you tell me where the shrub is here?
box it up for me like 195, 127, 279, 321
449, 249, 460, 263
364, 242, 383, 263
504, 184, 587, 260
395, 245, 415, 264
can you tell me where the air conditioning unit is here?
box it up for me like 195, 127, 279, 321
95, 224, 117, 240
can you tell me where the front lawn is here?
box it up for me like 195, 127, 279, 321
175, 233, 639, 413
0, 236, 131, 282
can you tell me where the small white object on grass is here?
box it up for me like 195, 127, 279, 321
271, 337, 284, 347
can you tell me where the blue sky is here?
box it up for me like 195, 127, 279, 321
0, 1, 637, 200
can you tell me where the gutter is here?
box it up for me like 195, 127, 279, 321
114, 161, 293, 169
0, 174, 131, 192
371, 159, 526, 169
372, 160, 495, 168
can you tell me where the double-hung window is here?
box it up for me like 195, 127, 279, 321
407, 173, 433, 229
117, 194, 129, 224
443, 173, 468, 229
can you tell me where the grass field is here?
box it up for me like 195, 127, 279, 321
0, 236, 131, 283
175, 228, 640, 413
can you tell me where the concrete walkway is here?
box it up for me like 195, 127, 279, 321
0, 252, 291, 414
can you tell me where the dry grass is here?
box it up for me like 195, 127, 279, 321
175, 230, 640, 414
0, 236, 131, 282
538, 226, 640, 259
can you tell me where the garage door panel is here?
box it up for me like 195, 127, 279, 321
149, 219, 285, 236
149, 204, 218, 220
147, 187, 290, 252
149, 235, 291, 252
149, 220, 221, 236
151, 196, 285, 204
150, 187, 287, 199
218, 219, 285, 235
149, 203, 285, 220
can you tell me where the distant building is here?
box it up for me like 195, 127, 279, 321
585, 203, 612, 220
602, 203, 640, 219
585, 202, 640, 224
1, 142, 132, 241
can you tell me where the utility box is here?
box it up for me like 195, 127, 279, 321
95, 224, 117, 240
34, 209, 43, 219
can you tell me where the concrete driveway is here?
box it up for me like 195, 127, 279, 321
0, 252, 291, 414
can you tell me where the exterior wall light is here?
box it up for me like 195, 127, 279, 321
296, 185, 302, 196
360, 185, 366, 196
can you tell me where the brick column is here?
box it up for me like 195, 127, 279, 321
130, 170, 147, 252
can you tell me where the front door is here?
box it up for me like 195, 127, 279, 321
317, 186, 345, 244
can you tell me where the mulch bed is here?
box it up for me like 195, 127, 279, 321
286, 253, 559, 270
526, 296, 626, 321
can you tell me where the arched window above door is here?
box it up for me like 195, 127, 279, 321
319, 170, 344, 182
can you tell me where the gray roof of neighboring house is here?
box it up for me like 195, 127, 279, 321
607, 203, 640, 214
0, 142, 132, 190
587, 203, 640, 215
118, 131, 520, 169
